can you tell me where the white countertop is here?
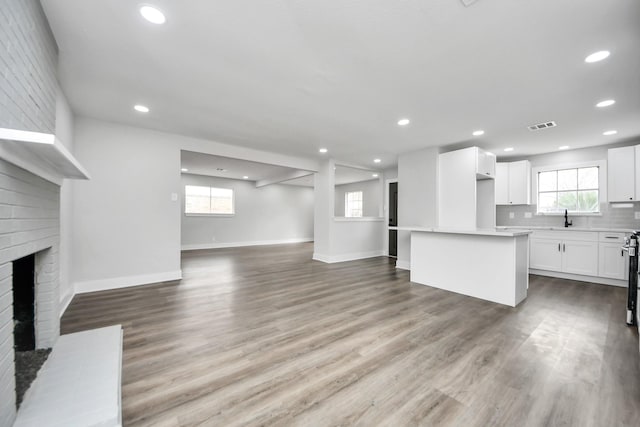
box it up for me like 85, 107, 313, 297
390, 226, 531, 237
495, 225, 635, 233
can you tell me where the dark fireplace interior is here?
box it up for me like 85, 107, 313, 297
12, 253, 51, 408
13, 254, 35, 351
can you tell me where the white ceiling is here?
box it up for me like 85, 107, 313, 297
42, 0, 640, 167
181, 151, 377, 187
283, 165, 378, 187
280, 175, 315, 187
334, 166, 379, 186
180, 150, 311, 181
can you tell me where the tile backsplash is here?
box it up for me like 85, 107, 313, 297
496, 204, 640, 230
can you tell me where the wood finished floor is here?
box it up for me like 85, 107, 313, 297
62, 243, 640, 426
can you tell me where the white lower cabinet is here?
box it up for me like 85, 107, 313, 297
598, 233, 628, 280
530, 238, 562, 270
562, 240, 598, 276
529, 230, 627, 282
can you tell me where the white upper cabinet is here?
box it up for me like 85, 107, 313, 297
495, 163, 509, 204
509, 161, 531, 205
608, 145, 636, 202
635, 146, 640, 201
476, 149, 496, 179
439, 147, 495, 229
495, 160, 531, 205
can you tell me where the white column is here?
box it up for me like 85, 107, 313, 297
396, 147, 440, 269
312, 159, 335, 261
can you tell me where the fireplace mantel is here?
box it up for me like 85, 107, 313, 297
0, 127, 90, 185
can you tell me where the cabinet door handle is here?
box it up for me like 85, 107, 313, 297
605, 236, 618, 239
563, 243, 566, 252
558, 243, 561, 252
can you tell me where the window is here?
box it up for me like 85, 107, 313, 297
537, 166, 599, 214
185, 185, 234, 215
345, 191, 363, 217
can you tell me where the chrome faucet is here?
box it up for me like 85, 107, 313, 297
564, 209, 573, 228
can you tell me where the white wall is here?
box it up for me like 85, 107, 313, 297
383, 167, 398, 180
55, 87, 75, 313
334, 179, 381, 217
397, 147, 440, 269
313, 159, 385, 263
181, 174, 313, 249
71, 117, 318, 293
329, 220, 385, 261
497, 140, 640, 229
505, 142, 637, 168
71, 118, 182, 292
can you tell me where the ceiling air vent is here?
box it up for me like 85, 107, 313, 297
528, 121, 557, 131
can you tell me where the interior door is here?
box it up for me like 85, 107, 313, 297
389, 182, 398, 257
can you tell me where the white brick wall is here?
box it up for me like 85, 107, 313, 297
0, 159, 61, 424
0, 0, 58, 133
0, 1, 62, 424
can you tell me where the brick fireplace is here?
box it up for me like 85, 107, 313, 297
0, 158, 61, 425
0, 0, 75, 425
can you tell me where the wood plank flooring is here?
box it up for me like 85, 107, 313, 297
61, 243, 640, 426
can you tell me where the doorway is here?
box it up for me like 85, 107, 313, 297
388, 182, 398, 257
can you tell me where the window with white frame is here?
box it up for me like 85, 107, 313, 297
345, 191, 363, 217
185, 185, 234, 215
537, 166, 599, 214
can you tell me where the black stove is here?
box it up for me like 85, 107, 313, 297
623, 232, 639, 326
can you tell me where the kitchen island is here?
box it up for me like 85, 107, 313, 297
394, 227, 531, 307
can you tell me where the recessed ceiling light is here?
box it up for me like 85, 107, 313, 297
585, 50, 610, 63
134, 104, 149, 113
140, 5, 166, 24
603, 130, 618, 136
181, 168, 188, 172
374, 158, 381, 163
504, 147, 514, 152
472, 130, 485, 136
596, 99, 615, 108
319, 148, 328, 153
243, 176, 249, 179
372, 174, 379, 178
558, 146, 570, 150
397, 118, 410, 126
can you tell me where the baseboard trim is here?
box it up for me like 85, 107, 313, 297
529, 269, 626, 287
395, 260, 410, 270
74, 270, 183, 294
59, 290, 74, 318
313, 250, 384, 264
181, 238, 313, 251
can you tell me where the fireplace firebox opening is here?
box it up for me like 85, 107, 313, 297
12, 253, 52, 408
13, 254, 35, 351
